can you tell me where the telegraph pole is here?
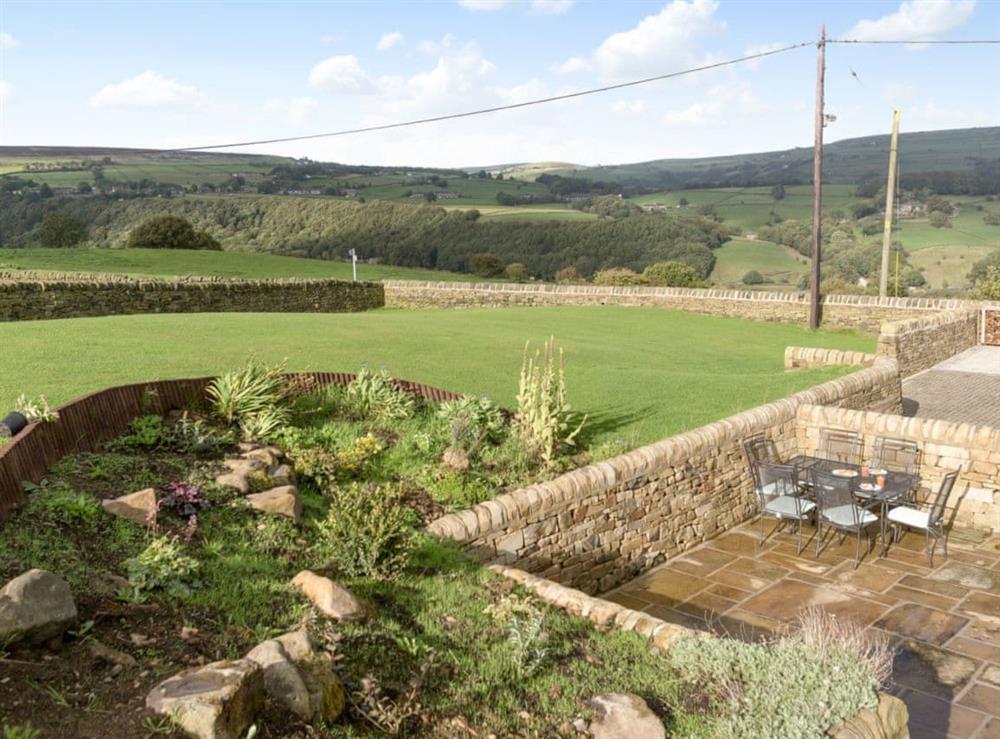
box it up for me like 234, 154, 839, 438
809, 24, 826, 330
879, 109, 901, 298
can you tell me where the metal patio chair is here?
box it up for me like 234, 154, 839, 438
870, 436, 921, 502
755, 462, 815, 554
812, 468, 879, 568
887, 468, 961, 567
818, 428, 862, 465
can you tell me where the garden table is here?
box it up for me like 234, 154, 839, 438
785, 455, 919, 558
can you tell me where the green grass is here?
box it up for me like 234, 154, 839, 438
0, 248, 479, 282
908, 244, 997, 289
0, 306, 873, 446
710, 238, 808, 286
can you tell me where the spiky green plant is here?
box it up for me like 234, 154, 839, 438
207, 357, 290, 439
515, 337, 586, 467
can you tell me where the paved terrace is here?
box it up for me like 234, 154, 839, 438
903, 346, 1000, 428
605, 523, 1000, 739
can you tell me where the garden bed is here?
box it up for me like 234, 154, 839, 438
0, 361, 890, 738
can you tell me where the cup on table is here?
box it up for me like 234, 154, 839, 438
876, 475, 886, 489
861, 465, 870, 477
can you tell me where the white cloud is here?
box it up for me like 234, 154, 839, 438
883, 82, 917, 103
495, 78, 548, 104
846, 0, 976, 42
559, 0, 725, 81
263, 96, 318, 124
1, 32, 19, 50
457, 0, 574, 13
376, 31, 403, 51
911, 101, 991, 125
612, 99, 646, 115
0, 81, 12, 105
662, 83, 767, 126
308, 55, 372, 94
551, 56, 591, 75
743, 41, 787, 70
88, 70, 202, 109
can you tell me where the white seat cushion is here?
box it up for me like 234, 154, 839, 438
756, 481, 784, 496
887, 506, 931, 530
764, 495, 815, 519
822, 504, 877, 528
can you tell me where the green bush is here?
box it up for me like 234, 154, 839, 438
37, 212, 86, 247
504, 262, 528, 282
207, 357, 290, 439
27, 485, 101, 529
127, 215, 221, 250
468, 253, 506, 277
124, 537, 200, 601
972, 265, 1000, 301
554, 266, 582, 283
742, 269, 765, 285
316, 483, 415, 579
642, 260, 701, 287
344, 368, 415, 425
438, 395, 507, 455
592, 268, 647, 286
928, 211, 952, 229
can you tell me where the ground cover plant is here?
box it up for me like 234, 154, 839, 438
0, 306, 874, 449
0, 358, 887, 738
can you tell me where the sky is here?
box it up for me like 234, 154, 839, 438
0, 0, 997, 168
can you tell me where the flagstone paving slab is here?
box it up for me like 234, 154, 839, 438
959, 592, 1000, 627
958, 683, 1000, 716
932, 563, 1000, 595
899, 690, 989, 739
741, 579, 889, 626
892, 640, 981, 698
876, 603, 970, 645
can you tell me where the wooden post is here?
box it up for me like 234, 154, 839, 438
809, 25, 826, 330
879, 109, 901, 298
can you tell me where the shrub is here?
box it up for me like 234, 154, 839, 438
972, 265, 1000, 301
123, 537, 200, 601
642, 260, 701, 287
127, 215, 222, 250
13, 394, 58, 423
438, 395, 506, 457
207, 357, 290, 439
592, 268, 647, 286
554, 266, 582, 283
515, 338, 586, 467
344, 368, 415, 425
985, 212, 1000, 226
504, 262, 528, 282
37, 212, 86, 247
928, 211, 952, 229
316, 483, 415, 579
110, 414, 167, 449
484, 593, 549, 678
28, 485, 100, 529
286, 433, 384, 488
468, 253, 506, 278
159, 482, 211, 520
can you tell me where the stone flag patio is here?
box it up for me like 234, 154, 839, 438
604, 523, 1000, 739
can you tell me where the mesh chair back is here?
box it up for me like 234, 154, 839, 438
819, 429, 862, 465
929, 468, 960, 528
744, 435, 780, 465
812, 469, 857, 523
872, 436, 920, 476
757, 462, 798, 502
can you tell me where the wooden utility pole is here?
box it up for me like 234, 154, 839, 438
879, 109, 901, 298
809, 25, 826, 330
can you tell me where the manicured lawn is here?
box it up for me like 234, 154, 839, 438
0, 247, 477, 282
0, 306, 873, 446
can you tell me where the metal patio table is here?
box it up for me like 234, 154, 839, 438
786, 454, 919, 558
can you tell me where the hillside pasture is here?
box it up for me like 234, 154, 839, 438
908, 244, 997, 289
0, 248, 482, 282
0, 306, 874, 447
709, 238, 808, 286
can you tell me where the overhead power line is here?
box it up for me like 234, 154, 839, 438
167, 42, 813, 152
830, 38, 1000, 45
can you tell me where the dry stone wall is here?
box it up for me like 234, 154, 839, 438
876, 308, 980, 377
784, 346, 877, 370
383, 280, 987, 335
428, 358, 901, 594
795, 403, 1000, 531
985, 309, 1000, 346
0, 276, 384, 322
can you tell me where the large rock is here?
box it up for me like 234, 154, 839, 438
247, 486, 301, 521
0, 569, 77, 645
224, 458, 264, 476
215, 472, 249, 494
291, 570, 369, 622
588, 693, 666, 739
242, 448, 277, 467
829, 693, 910, 739
270, 464, 295, 486
146, 659, 264, 739
245, 628, 344, 723
102, 488, 157, 526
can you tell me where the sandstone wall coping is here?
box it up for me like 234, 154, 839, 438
785, 346, 878, 369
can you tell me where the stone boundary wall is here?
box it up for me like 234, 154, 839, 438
785, 346, 877, 370
427, 358, 901, 595
490, 564, 908, 739
795, 403, 1000, 531
876, 308, 980, 378
0, 276, 384, 322
985, 309, 1000, 346
383, 280, 995, 335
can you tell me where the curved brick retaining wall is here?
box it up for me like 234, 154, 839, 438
0, 275, 384, 322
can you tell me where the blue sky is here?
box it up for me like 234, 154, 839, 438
1, 0, 997, 167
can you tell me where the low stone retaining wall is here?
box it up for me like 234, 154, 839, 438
428, 358, 901, 594
0, 275, 384, 322
877, 308, 980, 378
383, 280, 986, 335
785, 346, 877, 370
795, 403, 1000, 531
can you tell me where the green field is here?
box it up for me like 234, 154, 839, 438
710, 238, 808, 286
0, 306, 873, 446
0, 248, 482, 281
908, 244, 998, 289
